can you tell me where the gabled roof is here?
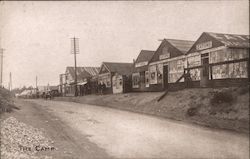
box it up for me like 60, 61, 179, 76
66, 66, 100, 80
82, 67, 100, 76
187, 32, 250, 54
166, 39, 195, 54
133, 50, 155, 72
135, 50, 155, 64
150, 39, 194, 62
101, 62, 133, 75
206, 32, 250, 48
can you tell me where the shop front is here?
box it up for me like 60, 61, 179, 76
186, 32, 249, 87
132, 50, 155, 92
98, 62, 133, 94
148, 39, 194, 91
112, 73, 132, 94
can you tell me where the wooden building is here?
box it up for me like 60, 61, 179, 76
148, 39, 195, 91
63, 66, 100, 96
98, 62, 133, 94
132, 50, 155, 92
185, 32, 249, 87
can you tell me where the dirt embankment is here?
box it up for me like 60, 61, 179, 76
55, 86, 249, 133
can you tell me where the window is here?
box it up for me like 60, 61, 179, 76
106, 81, 111, 87
190, 68, 201, 81
132, 73, 140, 88
214, 61, 248, 79
210, 48, 248, 64
149, 65, 157, 84
177, 60, 183, 71
99, 75, 111, 87
187, 55, 201, 67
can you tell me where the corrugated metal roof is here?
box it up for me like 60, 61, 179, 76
83, 67, 100, 76
150, 39, 194, 62
166, 39, 195, 54
206, 32, 250, 48
103, 62, 133, 75
66, 66, 100, 80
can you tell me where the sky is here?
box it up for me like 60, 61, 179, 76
0, 1, 249, 89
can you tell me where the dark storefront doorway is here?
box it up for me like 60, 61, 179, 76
140, 71, 145, 89
163, 65, 169, 89
200, 53, 209, 87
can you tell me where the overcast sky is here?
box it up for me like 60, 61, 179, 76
0, 1, 249, 88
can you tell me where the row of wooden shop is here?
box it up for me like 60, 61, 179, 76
58, 32, 250, 96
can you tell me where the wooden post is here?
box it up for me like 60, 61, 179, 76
209, 65, 213, 87
209, 65, 213, 80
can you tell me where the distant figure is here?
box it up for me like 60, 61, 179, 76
98, 83, 102, 95
44, 91, 53, 100
185, 71, 192, 88
101, 83, 106, 95
42, 92, 46, 99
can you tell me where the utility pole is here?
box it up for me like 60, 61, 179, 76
36, 76, 38, 89
71, 37, 79, 97
9, 72, 12, 91
0, 48, 4, 87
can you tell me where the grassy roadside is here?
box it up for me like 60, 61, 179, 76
55, 86, 249, 134
0, 88, 18, 114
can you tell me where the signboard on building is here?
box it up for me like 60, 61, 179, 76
196, 41, 212, 51
159, 47, 170, 60
135, 61, 148, 68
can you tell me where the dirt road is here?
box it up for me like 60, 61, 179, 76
26, 99, 249, 159
2, 99, 249, 159
1, 99, 111, 159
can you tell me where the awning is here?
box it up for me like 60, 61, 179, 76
77, 81, 87, 86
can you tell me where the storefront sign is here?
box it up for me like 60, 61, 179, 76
159, 54, 170, 60
196, 41, 212, 51
135, 61, 148, 67
159, 47, 170, 60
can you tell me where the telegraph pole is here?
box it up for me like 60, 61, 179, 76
36, 76, 38, 89
71, 37, 79, 97
9, 72, 12, 91
0, 48, 4, 87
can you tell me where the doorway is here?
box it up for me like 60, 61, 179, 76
163, 65, 168, 89
140, 71, 145, 89
201, 54, 209, 87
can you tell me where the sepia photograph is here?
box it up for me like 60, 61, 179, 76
0, 1, 249, 159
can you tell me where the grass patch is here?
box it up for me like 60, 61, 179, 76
209, 90, 236, 115
238, 86, 249, 95
0, 88, 18, 114
210, 91, 234, 105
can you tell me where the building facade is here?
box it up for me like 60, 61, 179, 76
132, 50, 155, 92
148, 39, 194, 91
98, 62, 133, 94
186, 32, 249, 87
63, 66, 100, 96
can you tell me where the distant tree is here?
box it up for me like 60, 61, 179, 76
27, 86, 33, 90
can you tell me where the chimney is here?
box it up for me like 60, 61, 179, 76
133, 59, 135, 64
